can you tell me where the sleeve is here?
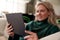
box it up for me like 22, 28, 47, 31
8, 34, 20, 40
25, 21, 33, 31
50, 25, 60, 34
25, 23, 32, 31
25, 24, 30, 30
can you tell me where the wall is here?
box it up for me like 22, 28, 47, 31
47, 0, 60, 16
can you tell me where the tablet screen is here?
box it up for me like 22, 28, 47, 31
6, 13, 26, 36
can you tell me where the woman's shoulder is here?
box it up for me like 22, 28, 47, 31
49, 23, 60, 33
49, 23, 59, 28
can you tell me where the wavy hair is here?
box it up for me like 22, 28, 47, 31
35, 2, 57, 25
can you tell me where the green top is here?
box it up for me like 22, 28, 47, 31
8, 19, 60, 40
26, 19, 60, 39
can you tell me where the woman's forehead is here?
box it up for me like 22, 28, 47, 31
36, 5, 47, 10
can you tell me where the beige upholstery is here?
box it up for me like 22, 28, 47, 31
0, 18, 7, 34
0, 18, 8, 40
40, 32, 60, 40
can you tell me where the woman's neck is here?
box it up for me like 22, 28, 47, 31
34, 18, 48, 22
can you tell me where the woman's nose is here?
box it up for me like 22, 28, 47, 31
38, 11, 41, 15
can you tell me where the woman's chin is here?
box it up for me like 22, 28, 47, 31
37, 19, 43, 21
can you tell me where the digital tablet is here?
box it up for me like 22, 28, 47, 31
6, 13, 26, 36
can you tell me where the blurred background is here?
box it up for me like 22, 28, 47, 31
0, 0, 60, 40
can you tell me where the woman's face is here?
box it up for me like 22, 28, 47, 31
35, 5, 49, 21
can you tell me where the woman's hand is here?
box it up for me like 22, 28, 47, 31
6, 24, 14, 37
24, 30, 38, 40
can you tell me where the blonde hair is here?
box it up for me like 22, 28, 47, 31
35, 2, 57, 25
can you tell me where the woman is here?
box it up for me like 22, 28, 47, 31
7, 2, 60, 40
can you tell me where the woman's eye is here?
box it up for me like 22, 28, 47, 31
40, 10, 45, 12
37, 10, 39, 12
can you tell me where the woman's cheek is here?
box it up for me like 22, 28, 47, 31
35, 13, 39, 16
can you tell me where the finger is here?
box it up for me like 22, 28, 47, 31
9, 26, 12, 29
24, 35, 31, 39
25, 30, 34, 35
8, 32, 13, 35
7, 28, 13, 33
7, 23, 11, 28
8, 32, 14, 36
7, 26, 13, 30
